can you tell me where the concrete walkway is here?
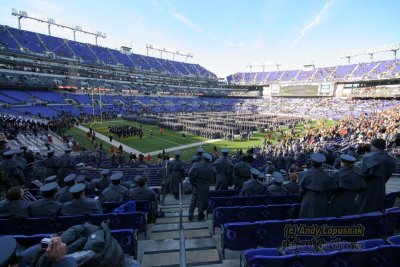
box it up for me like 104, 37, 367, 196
76, 125, 222, 156
77, 125, 143, 155
148, 139, 222, 156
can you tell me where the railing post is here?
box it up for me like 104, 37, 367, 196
179, 181, 186, 267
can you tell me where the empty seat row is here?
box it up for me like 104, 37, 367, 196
242, 235, 400, 267
222, 208, 400, 257
208, 194, 300, 214
213, 204, 300, 232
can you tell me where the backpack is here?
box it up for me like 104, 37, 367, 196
182, 177, 192, 194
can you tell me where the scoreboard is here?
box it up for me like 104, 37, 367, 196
265, 83, 334, 97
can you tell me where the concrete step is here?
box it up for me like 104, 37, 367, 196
194, 259, 240, 267
150, 221, 211, 232
141, 246, 221, 267
138, 236, 222, 266
150, 227, 210, 240
155, 216, 191, 224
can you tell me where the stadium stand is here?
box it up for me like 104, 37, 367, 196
1, 17, 400, 267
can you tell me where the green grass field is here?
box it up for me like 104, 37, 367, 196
66, 118, 337, 161
83, 120, 207, 153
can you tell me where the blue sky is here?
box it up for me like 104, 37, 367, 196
0, 0, 399, 77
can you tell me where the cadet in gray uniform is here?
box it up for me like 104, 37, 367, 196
240, 168, 266, 196
0, 140, 8, 161
42, 149, 58, 177
61, 183, 102, 215
129, 176, 158, 219
188, 153, 216, 221
233, 155, 252, 190
29, 182, 62, 217
329, 154, 366, 217
56, 148, 75, 187
93, 169, 111, 190
45, 175, 58, 184
169, 150, 185, 199
76, 174, 95, 192
267, 171, 289, 195
192, 147, 204, 163
283, 172, 300, 195
0, 186, 30, 218
264, 160, 276, 175
57, 174, 76, 203
2, 236, 79, 267
14, 149, 27, 173
346, 145, 359, 160
213, 148, 234, 191
0, 150, 26, 186
100, 172, 130, 203
357, 138, 397, 213
299, 153, 337, 218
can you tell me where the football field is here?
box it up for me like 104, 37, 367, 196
66, 118, 335, 161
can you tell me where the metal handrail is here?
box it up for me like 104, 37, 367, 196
179, 181, 186, 267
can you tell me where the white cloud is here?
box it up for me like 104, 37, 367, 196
172, 12, 203, 33
288, 0, 335, 50
208, 32, 246, 48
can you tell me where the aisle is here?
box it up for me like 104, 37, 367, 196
137, 191, 240, 267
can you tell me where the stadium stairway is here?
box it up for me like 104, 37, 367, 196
137, 188, 240, 267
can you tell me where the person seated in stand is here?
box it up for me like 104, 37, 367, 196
61, 183, 102, 215
100, 172, 129, 203
283, 172, 300, 195
44, 175, 58, 184
240, 168, 266, 196
129, 176, 158, 219
56, 174, 76, 204
266, 171, 289, 195
0, 186, 30, 218
29, 182, 62, 217
76, 174, 95, 193
0, 236, 78, 267
93, 169, 111, 191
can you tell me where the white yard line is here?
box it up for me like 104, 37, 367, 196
147, 139, 222, 156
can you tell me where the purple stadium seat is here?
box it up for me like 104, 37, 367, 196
223, 222, 258, 253
387, 235, 400, 245
283, 245, 318, 255
256, 219, 291, 248
242, 248, 281, 267
110, 229, 137, 257
294, 252, 338, 267
250, 254, 296, 267
356, 239, 386, 249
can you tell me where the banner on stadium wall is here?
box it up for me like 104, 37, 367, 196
270, 85, 280, 96
263, 86, 272, 96
318, 83, 334, 96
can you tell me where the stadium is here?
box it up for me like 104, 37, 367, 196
0, 1, 400, 267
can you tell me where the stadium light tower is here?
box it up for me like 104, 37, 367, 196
146, 44, 193, 62
341, 43, 400, 63
247, 61, 281, 72
11, 8, 106, 44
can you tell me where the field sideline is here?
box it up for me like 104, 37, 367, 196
66, 118, 337, 161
